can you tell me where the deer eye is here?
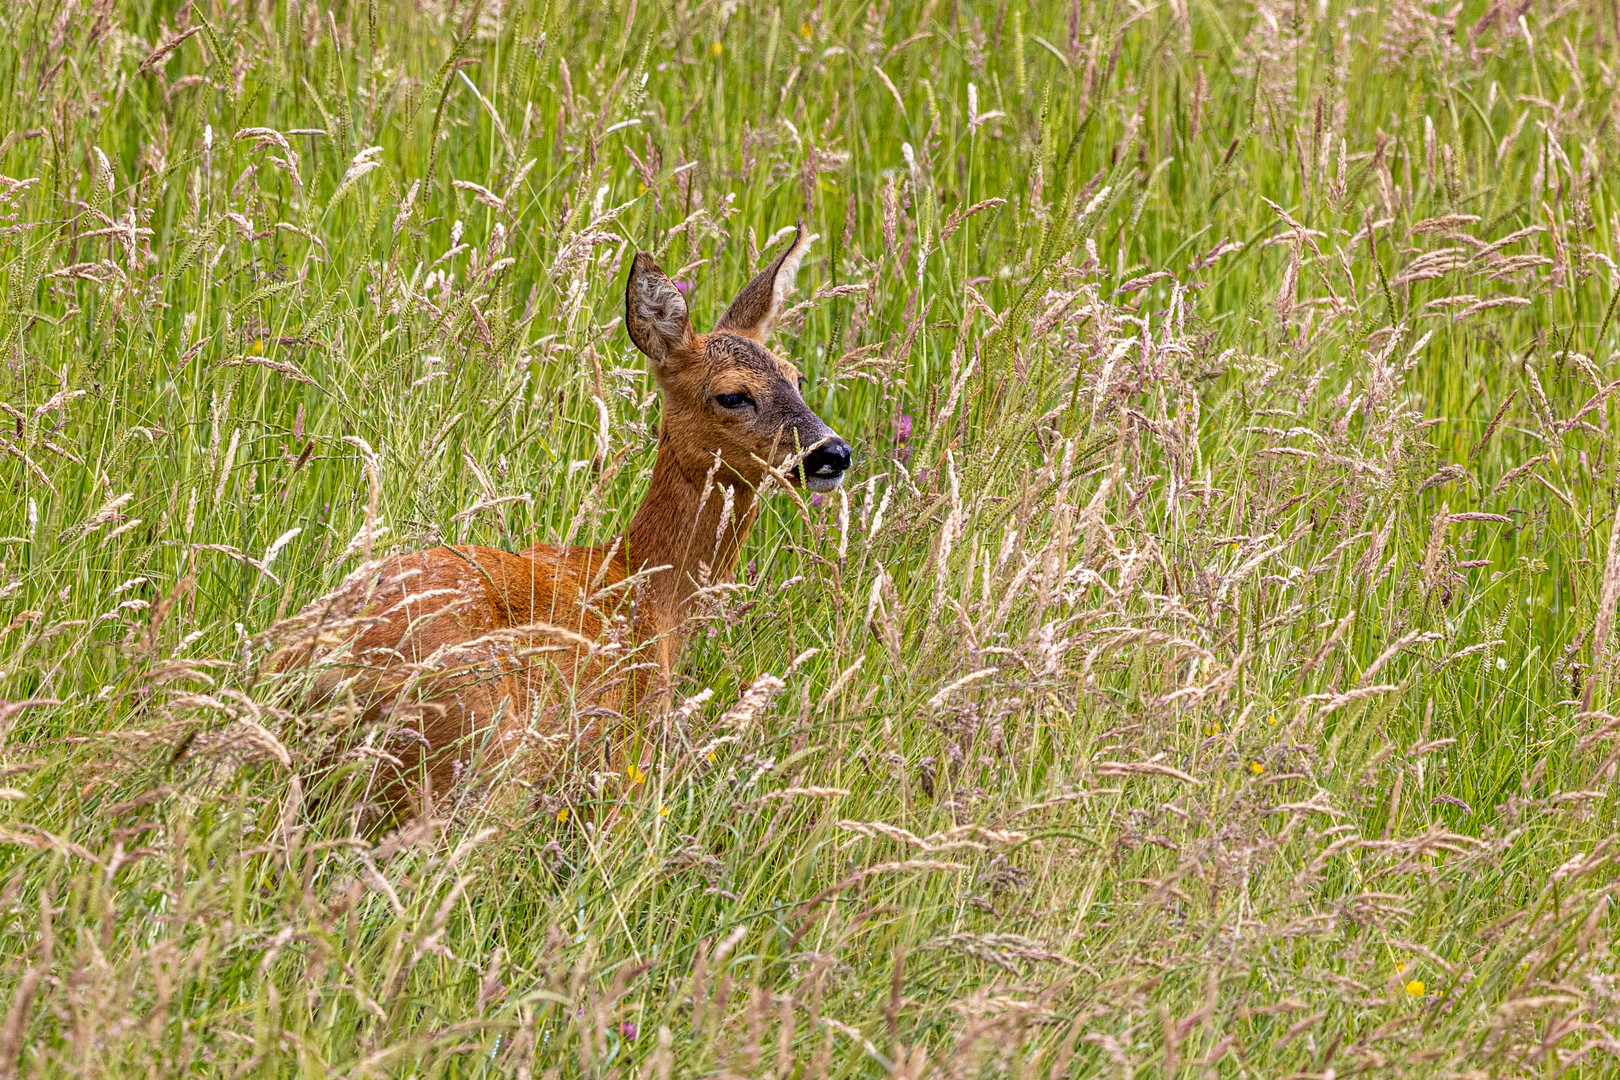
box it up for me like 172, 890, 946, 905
715, 392, 753, 410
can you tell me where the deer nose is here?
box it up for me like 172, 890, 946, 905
804, 439, 852, 479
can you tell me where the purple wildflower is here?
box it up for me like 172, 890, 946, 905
893, 411, 914, 443
620, 1021, 638, 1040
673, 280, 693, 296
811, 493, 824, 508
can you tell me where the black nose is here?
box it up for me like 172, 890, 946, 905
803, 439, 852, 478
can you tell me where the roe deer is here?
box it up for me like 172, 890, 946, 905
276, 226, 849, 816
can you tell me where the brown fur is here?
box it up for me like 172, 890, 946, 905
276, 227, 846, 814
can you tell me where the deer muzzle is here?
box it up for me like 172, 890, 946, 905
802, 437, 852, 492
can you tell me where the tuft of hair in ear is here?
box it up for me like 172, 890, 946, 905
625, 252, 693, 365
715, 224, 817, 343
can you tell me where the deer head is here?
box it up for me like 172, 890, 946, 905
625, 226, 852, 492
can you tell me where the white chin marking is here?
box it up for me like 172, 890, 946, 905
806, 473, 844, 493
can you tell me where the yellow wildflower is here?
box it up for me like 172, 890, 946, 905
799, 21, 813, 37
627, 763, 646, 784
1205, 723, 1220, 736
557, 807, 569, 822
1249, 761, 1264, 775
711, 41, 723, 56
1405, 979, 1425, 998
659, 805, 670, 817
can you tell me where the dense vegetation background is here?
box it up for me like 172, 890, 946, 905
2, 0, 1619, 1074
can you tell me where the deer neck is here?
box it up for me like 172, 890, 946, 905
623, 428, 758, 649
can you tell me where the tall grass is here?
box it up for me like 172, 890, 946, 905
2, 0, 1619, 1074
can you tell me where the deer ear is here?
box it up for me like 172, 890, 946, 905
625, 252, 693, 366
715, 224, 817, 343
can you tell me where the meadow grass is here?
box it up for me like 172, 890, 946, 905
2, 0, 1620, 1074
